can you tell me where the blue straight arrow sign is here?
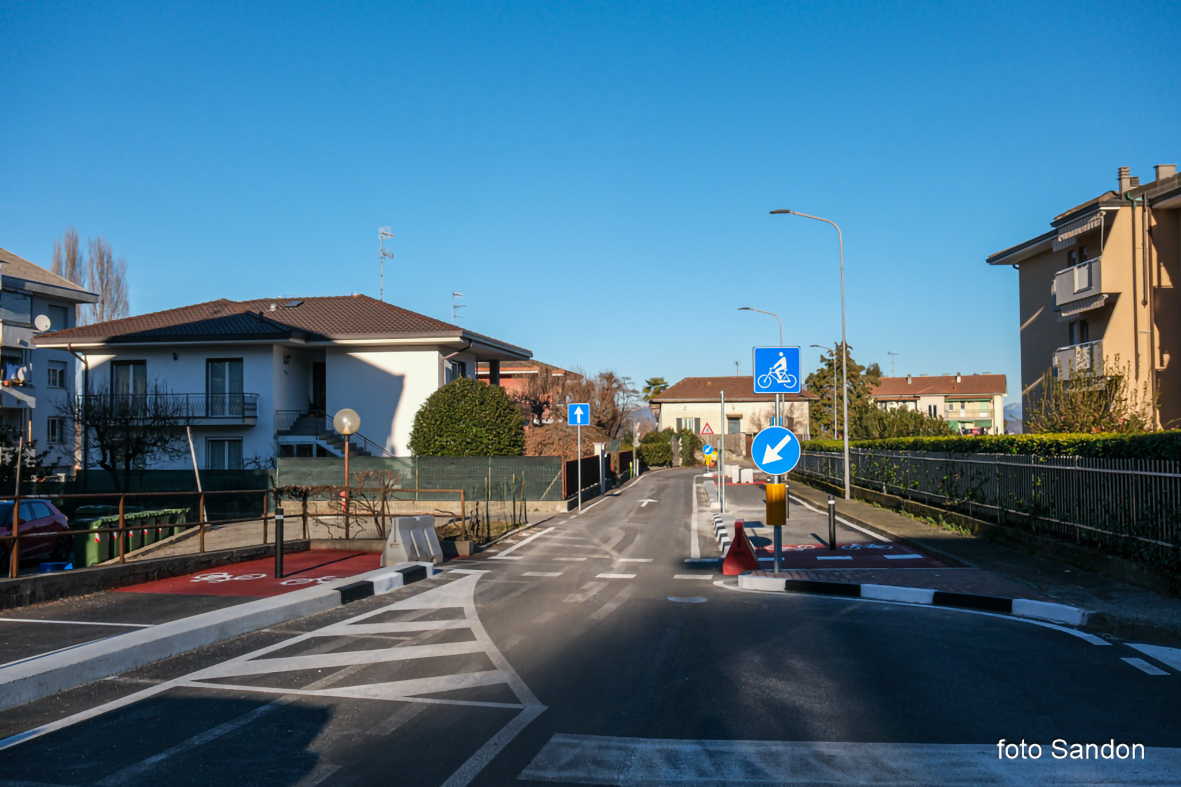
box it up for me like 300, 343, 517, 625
569, 403, 590, 426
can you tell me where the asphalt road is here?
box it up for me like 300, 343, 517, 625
2, 468, 1180, 785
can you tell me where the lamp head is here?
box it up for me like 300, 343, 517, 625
333, 408, 361, 436
769, 209, 794, 215
738, 307, 751, 311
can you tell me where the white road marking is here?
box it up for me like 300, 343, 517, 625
563, 582, 608, 604
589, 586, 636, 622
553, 557, 587, 562
615, 558, 651, 563
490, 526, 557, 559
816, 556, 852, 561
518, 734, 1181, 784
884, 553, 923, 560
0, 574, 546, 787
523, 572, 564, 578
689, 483, 701, 560
596, 573, 636, 580
448, 569, 490, 574
674, 574, 714, 581
1129, 643, 1181, 672
0, 617, 151, 628
1123, 657, 1170, 676
638, 499, 658, 507
489, 555, 524, 560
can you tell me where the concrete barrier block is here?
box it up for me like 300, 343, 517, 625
737, 573, 788, 591
1011, 598, 1089, 627
860, 584, 936, 605
382, 516, 444, 566
740, 468, 754, 483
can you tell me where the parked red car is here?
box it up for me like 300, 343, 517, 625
0, 500, 72, 565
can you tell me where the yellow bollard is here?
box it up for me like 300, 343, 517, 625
766, 483, 786, 526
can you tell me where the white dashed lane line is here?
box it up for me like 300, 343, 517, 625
523, 572, 564, 578
554, 558, 587, 562
596, 574, 636, 580
674, 574, 714, 581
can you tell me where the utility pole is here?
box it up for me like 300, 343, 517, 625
452, 292, 465, 323
888, 351, 899, 375
378, 227, 394, 301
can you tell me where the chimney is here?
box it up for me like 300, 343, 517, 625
1130, 176, 1140, 187
955, 373, 962, 383
1118, 166, 1132, 195
1157, 164, 1178, 182
906, 374, 912, 384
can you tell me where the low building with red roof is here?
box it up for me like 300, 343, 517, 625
870, 374, 1007, 435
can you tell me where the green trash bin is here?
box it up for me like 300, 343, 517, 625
74, 518, 112, 567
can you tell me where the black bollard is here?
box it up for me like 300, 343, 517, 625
827, 496, 836, 551
275, 508, 285, 578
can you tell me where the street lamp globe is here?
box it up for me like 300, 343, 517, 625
333, 408, 361, 436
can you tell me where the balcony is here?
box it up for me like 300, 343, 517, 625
78, 392, 259, 425
1053, 257, 1104, 309
1053, 341, 1103, 380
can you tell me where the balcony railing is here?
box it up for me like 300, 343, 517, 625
1053, 340, 1103, 380
78, 392, 259, 421
1053, 257, 1102, 307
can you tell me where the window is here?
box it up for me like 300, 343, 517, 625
206, 438, 243, 470
47, 417, 66, 445
727, 416, 741, 434
928, 404, 937, 418
676, 418, 701, 433
1069, 320, 1090, 345
207, 359, 244, 416
0, 291, 32, 325
445, 360, 467, 384
48, 304, 70, 332
47, 361, 68, 389
112, 361, 147, 396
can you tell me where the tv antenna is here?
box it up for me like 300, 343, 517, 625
887, 351, 899, 375
452, 292, 465, 323
378, 227, 395, 301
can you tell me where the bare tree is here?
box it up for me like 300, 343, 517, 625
564, 370, 638, 439
86, 236, 130, 325
56, 383, 191, 491
52, 228, 86, 288
513, 365, 571, 426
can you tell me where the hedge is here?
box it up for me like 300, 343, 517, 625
800, 432, 1181, 460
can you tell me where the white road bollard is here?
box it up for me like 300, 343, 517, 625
740, 468, 754, 483
381, 516, 444, 566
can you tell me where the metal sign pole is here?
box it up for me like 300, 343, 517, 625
577, 424, 582, 512
719, 390, 726, 514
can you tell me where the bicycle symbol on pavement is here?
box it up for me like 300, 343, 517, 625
279, 576, 342, 586
191, 572, 268, 584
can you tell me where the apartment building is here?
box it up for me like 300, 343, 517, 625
869, 374, 1007, 435
988, 164, 1181, 426
0, 247, 99, 472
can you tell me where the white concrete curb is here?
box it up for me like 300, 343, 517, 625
0, 562, 434, 713
736, 573, 1091, 628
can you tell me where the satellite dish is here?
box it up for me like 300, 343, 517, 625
34, 314, 51, 332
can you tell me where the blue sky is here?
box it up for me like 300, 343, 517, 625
4, 1, 1180, 404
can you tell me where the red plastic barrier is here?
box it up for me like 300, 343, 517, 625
722, 519, 759, 576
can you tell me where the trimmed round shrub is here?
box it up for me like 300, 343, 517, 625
409, 377, 525, 457
640, 429, 674, 466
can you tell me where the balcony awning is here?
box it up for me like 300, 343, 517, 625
1057, 293, 1109, 321
1054, 212, 1104, 251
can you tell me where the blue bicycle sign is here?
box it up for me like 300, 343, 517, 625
753, 347, 801, 394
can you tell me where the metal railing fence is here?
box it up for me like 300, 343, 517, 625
795, 449, 1181, 552
78, 392, 259, 420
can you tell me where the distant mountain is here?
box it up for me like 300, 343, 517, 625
629, 406, 656, 426
1004, 402, 1023, 434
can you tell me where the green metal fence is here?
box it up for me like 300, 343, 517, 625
276, 456, 565, 502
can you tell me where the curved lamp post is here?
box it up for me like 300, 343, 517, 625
738, 306, 784, 431
773, 209, 850, 500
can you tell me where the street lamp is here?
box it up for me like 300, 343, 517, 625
773, 209, 851, 500
333, 407, 361, 496
738, 306, 784, 430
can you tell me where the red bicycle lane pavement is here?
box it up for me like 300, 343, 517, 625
114, 550, 382, 598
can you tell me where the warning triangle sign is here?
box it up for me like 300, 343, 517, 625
701, 423, 714, 435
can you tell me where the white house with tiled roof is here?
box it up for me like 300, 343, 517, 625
0, 247, 99, 472
34, 295, 531, 468
650, 376, 818, 445
869, 374, 1007, 435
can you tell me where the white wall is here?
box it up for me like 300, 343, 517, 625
272, 346, 314, 413
325, 347, 445, 456
656, 400, 811, 440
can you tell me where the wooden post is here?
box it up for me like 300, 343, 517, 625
262, 490, 269, 545
199, 493, 206, 553
7, 496, 20, 579
302, 495, 309, 540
